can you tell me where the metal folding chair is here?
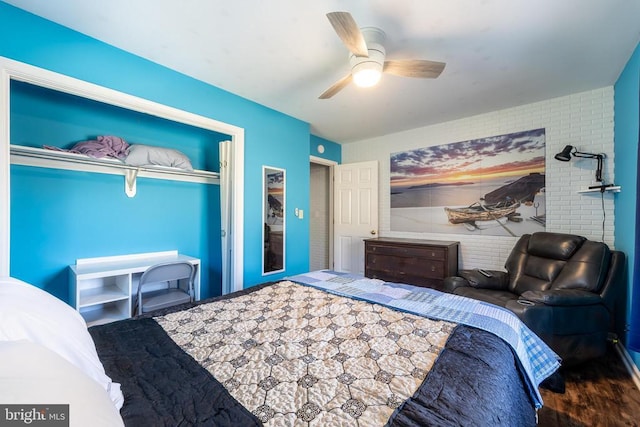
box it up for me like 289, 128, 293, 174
136, 261, 194, 315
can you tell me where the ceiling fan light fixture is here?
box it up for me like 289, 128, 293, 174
320, 15, 445, 99
352, 61, 382, 87
350, 39, 385, 88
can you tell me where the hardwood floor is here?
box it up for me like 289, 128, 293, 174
538, 344, 640, 426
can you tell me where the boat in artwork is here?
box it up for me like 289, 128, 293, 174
443, 173, 544, 226
444, 200, 521, 224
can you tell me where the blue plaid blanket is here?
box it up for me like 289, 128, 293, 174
288, 270, 561, 409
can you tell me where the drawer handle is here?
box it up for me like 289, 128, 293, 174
431, 266, 436, 272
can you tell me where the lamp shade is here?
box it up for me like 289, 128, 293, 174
350, 30, 386, 89
350, 46, 385, 88
554, 145, 574, 162
352, 61, 382, 87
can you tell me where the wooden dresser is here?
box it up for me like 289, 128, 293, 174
364, 237, 459, 290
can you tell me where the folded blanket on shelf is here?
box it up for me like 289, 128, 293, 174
44, 135, 130, 159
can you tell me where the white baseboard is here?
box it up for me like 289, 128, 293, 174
615, 342, 640, 391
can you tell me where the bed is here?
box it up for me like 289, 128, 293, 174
0, 271, 560, 426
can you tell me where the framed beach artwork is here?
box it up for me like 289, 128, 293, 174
390, 128, 546, 237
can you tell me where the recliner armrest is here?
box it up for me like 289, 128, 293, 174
441, 276, 471, 293
459, 269, 509, 290
520, 289, 602, 306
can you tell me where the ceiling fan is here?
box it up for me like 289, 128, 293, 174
319, 11, 446, 99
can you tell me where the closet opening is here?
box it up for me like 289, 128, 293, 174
0, 57, 245, 302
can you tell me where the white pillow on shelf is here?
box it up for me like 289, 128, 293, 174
124, 144, 194, 171
0, 340, 124, 427
0, 277, 124, 410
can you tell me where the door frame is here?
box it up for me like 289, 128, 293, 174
310, 155, 337, 270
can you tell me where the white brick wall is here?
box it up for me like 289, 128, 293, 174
342, 87, 616, 271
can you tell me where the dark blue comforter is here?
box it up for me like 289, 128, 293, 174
387, 325, 535, 426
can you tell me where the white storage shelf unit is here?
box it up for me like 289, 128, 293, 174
69, 251, 200, 327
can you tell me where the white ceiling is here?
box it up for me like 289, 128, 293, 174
5, 0, 640, 143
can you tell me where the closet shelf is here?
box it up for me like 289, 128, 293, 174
10, 144, 220, 187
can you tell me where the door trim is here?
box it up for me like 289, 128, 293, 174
309, 155, 337, 166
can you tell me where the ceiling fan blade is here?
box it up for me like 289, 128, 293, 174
326, 12, 369, 57
383, 60, 446, 78
318, 74, 353, 99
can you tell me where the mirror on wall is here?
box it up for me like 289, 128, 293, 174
263, 166, 285, 274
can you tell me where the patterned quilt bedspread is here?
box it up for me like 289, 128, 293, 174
289, 270, 561, 409
155, 280, 454, 425
90, 278, 546, 426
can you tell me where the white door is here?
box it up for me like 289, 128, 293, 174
333, 161, 378, 273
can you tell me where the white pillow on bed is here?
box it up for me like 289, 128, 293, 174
124, 144, 194, 171
0, 277, 124, 409
0, 340, 124, 427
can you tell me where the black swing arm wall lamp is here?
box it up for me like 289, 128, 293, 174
554, 145, 606, 183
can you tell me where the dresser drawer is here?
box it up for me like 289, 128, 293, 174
367, 254, 445, 278
367, 243, 446, 260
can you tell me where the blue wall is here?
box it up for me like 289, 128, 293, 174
11, 167, 220, 299
10, 81, 223, 170
0, 3, 319, 298
310, 134, 342, 163
614, 40, 640, 367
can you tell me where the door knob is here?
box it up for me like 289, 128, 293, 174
370, 230, 377, 235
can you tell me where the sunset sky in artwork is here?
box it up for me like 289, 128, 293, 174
390, 129, 546, 189
267, 170, 284, 195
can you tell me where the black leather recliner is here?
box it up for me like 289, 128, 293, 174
442, 232, 625, 366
